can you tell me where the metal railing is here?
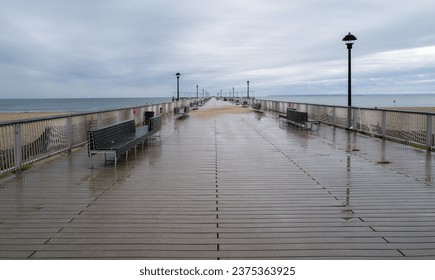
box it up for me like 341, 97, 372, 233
0, 99, 199, 175
2, 97, 433, 175
255, 98, 435, 149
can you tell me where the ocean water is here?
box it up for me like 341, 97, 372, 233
0, 97, 172, 113
263, 94, 435, 108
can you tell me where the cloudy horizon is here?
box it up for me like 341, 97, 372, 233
1, 0, 435, 98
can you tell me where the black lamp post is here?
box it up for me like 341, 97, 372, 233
342, 32, 357, 129
342, 32, 357, 107
175, 72, 181, 101
196, 85, 199, 99
247, 80, 250, 98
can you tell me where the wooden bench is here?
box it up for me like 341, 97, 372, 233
252, 102, 263, 112
88, 116, 161, 167
174, 106, 190, 119
280, 108, 319, 130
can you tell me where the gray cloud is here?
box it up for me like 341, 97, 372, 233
1, 0, 435, 98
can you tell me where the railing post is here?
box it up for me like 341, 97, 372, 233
317, 105, 320, 121
427, 114, 433, 148
357, 108, 362, 131
67, 115, 73, 152
381, 111, 387, 138
332, 107, 336, 126
347, 107, 352, 129
97, 113, 102, 128
14, 124, 22, 172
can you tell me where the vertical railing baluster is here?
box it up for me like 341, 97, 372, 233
427, 114, 433, 148
67, 115, 73, 152
381, 111, 387, 139
14, 123, 22, 172
332, 107, 337, 126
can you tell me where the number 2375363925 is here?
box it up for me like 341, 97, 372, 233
232, 266, 295, 276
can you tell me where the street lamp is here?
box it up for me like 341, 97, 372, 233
196, 85, 199, 99
175, 72, 181, 101
342, 32, 357, 129
247, 80, 250, 98
342, 32, 357, 107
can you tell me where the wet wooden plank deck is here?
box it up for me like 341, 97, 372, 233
1, 99, 435, 259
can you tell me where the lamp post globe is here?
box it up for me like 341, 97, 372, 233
343, 32, 357, 48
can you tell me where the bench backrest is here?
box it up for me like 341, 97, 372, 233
252, 103, 261, 110
286, 109, 308, 124
174, 106, 190, 115
149, 115, 162, 133
88, 120, 136, 149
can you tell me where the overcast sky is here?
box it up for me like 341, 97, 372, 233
1, 0, 435, 98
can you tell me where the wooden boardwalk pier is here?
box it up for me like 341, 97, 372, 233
1, 99, 435, 259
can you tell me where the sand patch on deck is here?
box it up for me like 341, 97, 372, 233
192, 105, 253, 118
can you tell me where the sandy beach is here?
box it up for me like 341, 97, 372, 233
192, 105, 253, 118
387, 107, 435, 113
0, 112, 66, 123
